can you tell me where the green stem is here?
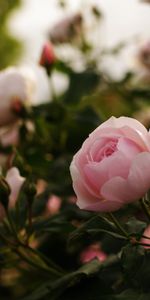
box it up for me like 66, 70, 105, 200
6, 209, 20, 242
2, 213, 63, 276
20, 242, 65, 274
108, 213, 129, 238
49, 76, 57, 101
15, 247, 60, 276
140, 198, 150, 222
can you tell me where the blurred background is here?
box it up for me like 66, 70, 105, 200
3, 0, 150, 73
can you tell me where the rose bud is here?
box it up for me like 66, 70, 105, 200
39, 42, 56, 74
5, 167, 25, 208
70, 116, 150, 212
0, 167, 25, 220
0, 67, 36, 126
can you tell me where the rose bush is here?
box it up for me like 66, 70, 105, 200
70, 116, 150, 212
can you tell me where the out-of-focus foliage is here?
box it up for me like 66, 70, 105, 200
0, 0, 22, 69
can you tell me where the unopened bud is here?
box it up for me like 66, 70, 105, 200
0, 176, 11, 210
24, 181, 36, 201
39, 42, 56, 74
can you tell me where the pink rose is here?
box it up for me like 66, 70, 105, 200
70, 116, 150, 212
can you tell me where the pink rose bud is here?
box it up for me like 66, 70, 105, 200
80, 243, 107, 264
39, 42, 56, 70
70, 116, 150, 212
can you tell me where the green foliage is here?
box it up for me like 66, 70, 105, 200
0, 0, 22, 69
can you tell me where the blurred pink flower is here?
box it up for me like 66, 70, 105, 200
46, 195, 61, 215
0, 67, 36, 126
80, 243, 107, 264
36, 179, 47, 196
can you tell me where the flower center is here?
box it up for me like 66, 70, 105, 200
92, 139, 118, 162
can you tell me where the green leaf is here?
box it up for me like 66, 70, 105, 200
22, 256, 119, 300
69, 214, 120, 246
125, 217, 146, 236
115, 289, 150, 300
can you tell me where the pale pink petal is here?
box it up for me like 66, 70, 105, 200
97, 116, 148, 135
84, 151, 130, 192
101, 152, 150, 207
101, 177, 131, 204
70, 163, 100, 207
117, 137, 142, 161
6, 167, 25, 208
90, 117, 150, 151
127, 152, 150, 199
83, 199, 123, 212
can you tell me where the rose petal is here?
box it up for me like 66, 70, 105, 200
101, 152, 150, 206
117, 137, 142, 161
127, 152, 150, 199
97, 116, 148, 135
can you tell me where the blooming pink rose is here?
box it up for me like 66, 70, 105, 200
70, 116, 150, 212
